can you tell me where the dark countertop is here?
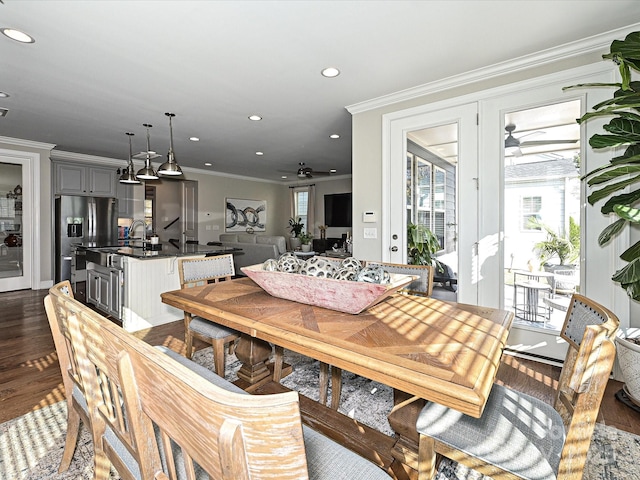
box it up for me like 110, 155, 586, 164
83, 241, 242, 260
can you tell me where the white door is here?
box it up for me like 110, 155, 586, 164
386, 103, 478, 304
0, 155, 32, 291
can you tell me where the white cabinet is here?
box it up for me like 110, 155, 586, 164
116, 181, 135, 218
87, 264, 123, 319
55, 162, 116, 197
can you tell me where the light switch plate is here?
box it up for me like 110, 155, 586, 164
363, 227, 377, 239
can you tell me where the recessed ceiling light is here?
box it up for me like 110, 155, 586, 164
0, 92, 9, 98
1, 28, 35, 43
321, 67, 340, 78
256, 151, 264, 156
189, 136, 200, 142
330, 169, 337, 173
330, 134, 340, 139
204, 162, 212, 167
281, 175, 288, 179
248, 114, 262, 121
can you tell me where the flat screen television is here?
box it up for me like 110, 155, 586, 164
324, 193, 352, 227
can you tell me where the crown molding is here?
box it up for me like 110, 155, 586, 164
51, 149, 290, 184
347, 23, 640, 115
0, 135, 56, 151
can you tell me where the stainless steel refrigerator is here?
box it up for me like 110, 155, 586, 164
55, 195, 118, 282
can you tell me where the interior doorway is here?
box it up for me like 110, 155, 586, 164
0, 156, 32, 292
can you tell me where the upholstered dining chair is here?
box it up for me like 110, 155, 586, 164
319, 262, 435, 411
47, 284, 153, 480
415, 293, 619, 480
366, 262, 434, 297
43, 281, 90, 473
55, 277, 390, 479
179, 254, 285, 380
111, 309, 392, 480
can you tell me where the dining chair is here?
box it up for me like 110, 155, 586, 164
179, 254, 285, 380
366, 262, 435, 297
43, 280, 90, 473
48, 282, 154, 480
319, 261, 435, 411
178, 255, 237, 372
415, 293, 619, 480
110, 308, 392, 480
51, 276, 390, 479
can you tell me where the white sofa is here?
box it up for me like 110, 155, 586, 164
218, 233, 287, 274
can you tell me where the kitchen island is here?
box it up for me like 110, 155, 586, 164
84, 242, 241, 332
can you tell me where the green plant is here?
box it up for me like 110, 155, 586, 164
564, 31, 640, 299
530, 217, 580, 266
407, 223, 444, 273
288, 217, 304, 237
298, 232, 313, 245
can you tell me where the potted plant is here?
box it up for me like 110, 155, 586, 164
298, 232, 313, 252
407, 223, 445, 274
565, 30, 640, 405
531, 217, 580, 269
288, 217, 304, 250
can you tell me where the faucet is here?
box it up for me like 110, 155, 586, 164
129, 219, 147, 243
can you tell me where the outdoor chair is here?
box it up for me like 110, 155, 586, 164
415, 293, 619, 480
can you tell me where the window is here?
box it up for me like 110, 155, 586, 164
521, 196, 542, 231
293, 188, 309, 233
407, 153, 446, 250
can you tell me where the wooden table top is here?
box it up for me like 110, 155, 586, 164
161, 277, 513, 418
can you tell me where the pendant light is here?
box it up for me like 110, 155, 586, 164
158, 112, 184, 176
135, 123, 159, 180
119, 132, 141, 184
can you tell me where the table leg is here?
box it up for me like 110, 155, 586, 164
234, 334, 272, 385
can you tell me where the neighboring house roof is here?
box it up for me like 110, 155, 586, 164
505, 158, 579, 181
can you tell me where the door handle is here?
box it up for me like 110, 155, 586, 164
391, 246, 398, 252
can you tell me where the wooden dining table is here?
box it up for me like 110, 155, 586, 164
161, 277, 513, 479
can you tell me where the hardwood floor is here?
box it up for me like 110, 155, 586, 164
1, 288, 639, 436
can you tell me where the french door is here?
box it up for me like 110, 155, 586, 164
0, 154, 32, 291
386, 103, 478, 304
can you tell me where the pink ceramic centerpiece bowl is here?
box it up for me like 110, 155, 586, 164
241, 263, 416, 314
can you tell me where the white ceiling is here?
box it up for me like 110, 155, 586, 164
1, 1, 639, 182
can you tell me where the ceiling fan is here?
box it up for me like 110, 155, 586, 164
296, 162, 332, 178
505, 123, 579, 156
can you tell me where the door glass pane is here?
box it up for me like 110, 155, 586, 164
0, 162, 23, 279
503, 99, 581, 331
407, 122, 458, 300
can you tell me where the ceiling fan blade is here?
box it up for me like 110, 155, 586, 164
520, 139, 579, 147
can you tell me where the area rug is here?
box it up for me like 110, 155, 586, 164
1, 348, 639, 480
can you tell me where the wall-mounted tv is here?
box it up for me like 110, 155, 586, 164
324, 193, 352, 227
